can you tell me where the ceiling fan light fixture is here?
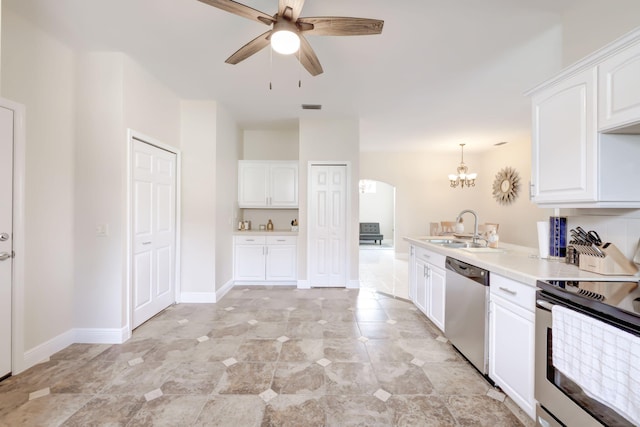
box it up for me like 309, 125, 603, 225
271, 20, 300, 55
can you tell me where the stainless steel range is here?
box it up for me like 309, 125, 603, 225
535, 279, 640, 427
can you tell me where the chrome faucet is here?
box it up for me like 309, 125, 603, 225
456, 209, 480, 244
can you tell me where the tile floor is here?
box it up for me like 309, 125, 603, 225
0, 285, 532, 426
359, 247, 409, 299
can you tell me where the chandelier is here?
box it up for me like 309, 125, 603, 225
448, 143, 477, 188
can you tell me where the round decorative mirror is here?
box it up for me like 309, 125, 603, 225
492, 167, 520, 205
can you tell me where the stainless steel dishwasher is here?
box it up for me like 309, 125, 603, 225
444, 257, 490, 375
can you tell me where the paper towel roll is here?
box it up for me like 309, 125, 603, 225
537, 221, 550, 259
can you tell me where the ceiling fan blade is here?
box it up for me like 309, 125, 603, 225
197, 0, 275, 25
278, 0, 305, 21
298, 17, 384, 36
225, 30, 272, 64
297, 35, 323, 76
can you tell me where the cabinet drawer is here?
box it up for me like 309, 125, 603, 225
414, 246, 445, 269
266, 236, 297, 245
235, 235, 266, 245
490, 274, 536, 313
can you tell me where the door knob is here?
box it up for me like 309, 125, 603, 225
0, 252, 12, 261
0, 232, 8, 241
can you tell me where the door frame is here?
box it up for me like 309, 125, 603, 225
306, 161, 353, 288
126, 129, 181, 335
1, 98, 27, 374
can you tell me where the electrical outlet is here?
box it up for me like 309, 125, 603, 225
96, 224, 109, 236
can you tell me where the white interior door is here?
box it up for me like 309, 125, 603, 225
0, 106, 14, 378
309, 165, 347, 287
132, 139, 177, 328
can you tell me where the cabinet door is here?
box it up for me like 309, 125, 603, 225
531, 68, 597, 204
238, 162, 269, 207
427, 265, 446, 333
265, 244, 297, 281
270, 163, 298, 207
489, 295, 535, 419
414, 258, 428, 315
599, 41, 640, 131
234, 244, 266, 281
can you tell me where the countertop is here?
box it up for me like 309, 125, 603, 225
234, 230, 298, 236
404, 236, 640, 287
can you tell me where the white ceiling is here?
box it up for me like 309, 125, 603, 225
4, 0, 584, 152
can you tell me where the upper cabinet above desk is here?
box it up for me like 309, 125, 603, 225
238, 160, 299, 208
526, 28, 640, 208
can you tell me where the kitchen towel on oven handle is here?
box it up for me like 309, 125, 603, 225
551, 305, 640, 426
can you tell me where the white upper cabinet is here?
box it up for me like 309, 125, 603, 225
599, 40, 640, 132
238, 161, 298, 208
530, 68, 597, 204
527, 28, 640, 208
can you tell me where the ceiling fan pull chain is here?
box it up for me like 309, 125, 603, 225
298, 52, 302, 88
269, 46, 273, 90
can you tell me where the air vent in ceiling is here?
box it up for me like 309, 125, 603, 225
302, 104, 322, 110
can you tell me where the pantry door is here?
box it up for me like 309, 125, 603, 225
309, 164, 348, 287
0, 106, 13, 379
131, 138, 177, 328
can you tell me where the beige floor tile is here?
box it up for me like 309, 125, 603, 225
1, 285, 526, 426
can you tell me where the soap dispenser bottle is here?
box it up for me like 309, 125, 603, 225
267, 219, 274, 231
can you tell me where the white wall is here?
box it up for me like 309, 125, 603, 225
476, 140, 553, 246
561, 1, 640, 66
243, 129, 298, 160
1, 9, 76, 350
74, 52, 126, 330
359, 180, 395, 245
299, 118, 360, 284
74, 52, 182, 331
215, 104, 240, 290
180, 100, 217, 296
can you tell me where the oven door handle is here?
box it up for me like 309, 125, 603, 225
536, 299, 555, 311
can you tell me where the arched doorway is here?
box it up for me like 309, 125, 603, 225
358, 179, 395, 248
358, 179, 408, 299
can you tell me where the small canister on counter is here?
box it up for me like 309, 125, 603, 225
566, 245, 578, 265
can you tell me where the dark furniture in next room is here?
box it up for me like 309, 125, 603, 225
360, 222, 384, 245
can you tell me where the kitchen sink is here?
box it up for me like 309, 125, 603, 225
421, 238, 486, 249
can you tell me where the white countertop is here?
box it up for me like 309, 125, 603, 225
404, 236, 640, 287
234, 230, 298, 236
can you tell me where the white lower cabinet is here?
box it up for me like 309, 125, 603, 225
409, 245, 446, 332
234, 235, 297, 282
489, 274, 536, 419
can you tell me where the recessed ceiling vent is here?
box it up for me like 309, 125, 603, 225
302, 104, 322, 110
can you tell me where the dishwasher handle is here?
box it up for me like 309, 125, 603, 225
445, 257, 489, 286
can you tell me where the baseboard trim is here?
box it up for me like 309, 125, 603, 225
347, 280, 360, 289
180, 291, 217, 303
74, 326, 129, 344
21, 329, 75, 374
297, 280, 310, 289
216, 279, 234, 301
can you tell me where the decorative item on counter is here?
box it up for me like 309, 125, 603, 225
290, 219, 299, 231
259, 224, 266, 231
243, 220, 251, 231
549, 216, 567, 258
238, 221, 244, 231
267, 219, 274, 231
455, 218, 464, 234
429, 222, 440, 236
487, 229, 499, 248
